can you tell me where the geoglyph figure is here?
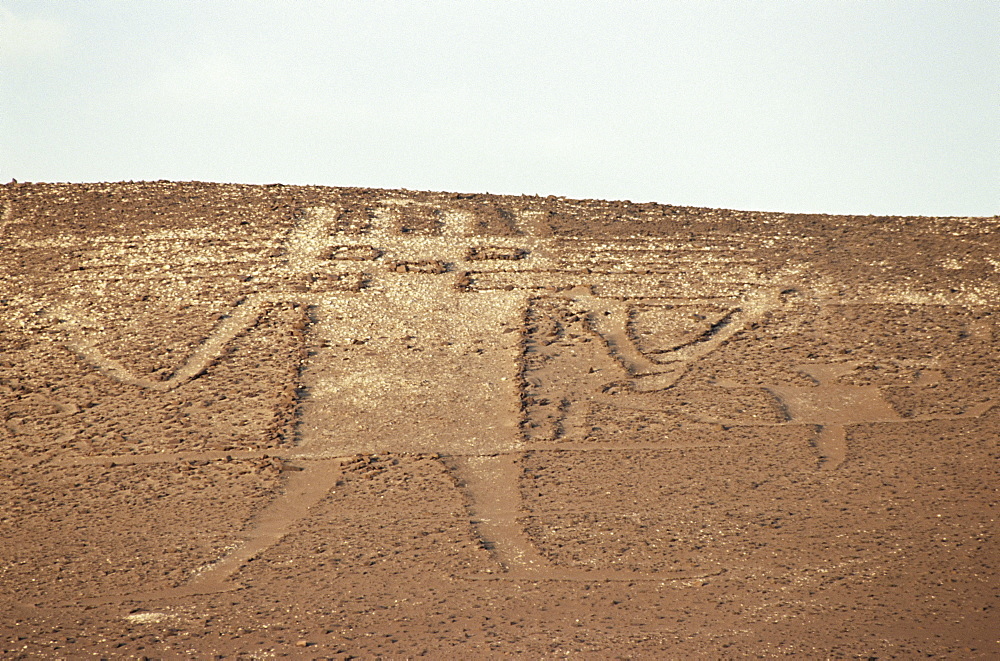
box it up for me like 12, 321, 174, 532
33, 196, 996, 598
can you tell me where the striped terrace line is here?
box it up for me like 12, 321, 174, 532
46, 262, 280, 278
559, 259, 766, 268
552, 247, 762, 257
467, 267, 760, 275
9, 236, 251, 249
552, 235, 752, 245
547, 264, 766, 274
460, 567, 729, 584
230, 443, 756, 461
33, 442, 753, 470
39, 271, 274, 284
467, 274, 770, 291
48, 450, 281, 467
76, 251, 273, 264
555, 247, 758, 255
554, 248, 762, 260
464, 268, 771, 278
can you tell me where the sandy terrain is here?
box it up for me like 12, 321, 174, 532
1, 181, 998, 658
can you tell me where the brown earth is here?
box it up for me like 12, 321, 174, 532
0, 181, 998, 658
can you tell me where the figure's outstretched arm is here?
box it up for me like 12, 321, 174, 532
570, 286, 792, 392
42, 295, 268, 392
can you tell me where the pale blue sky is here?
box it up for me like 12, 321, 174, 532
2, 1, 997, 216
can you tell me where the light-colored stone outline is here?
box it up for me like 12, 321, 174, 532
22, 203, 999, 605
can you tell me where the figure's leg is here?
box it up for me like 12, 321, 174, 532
448, 453, 552, 576
815, 424, 847, 470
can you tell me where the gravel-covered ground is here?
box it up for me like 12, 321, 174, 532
1, 181, 998, 658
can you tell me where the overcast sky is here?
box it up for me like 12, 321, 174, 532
2, 1, 997, 216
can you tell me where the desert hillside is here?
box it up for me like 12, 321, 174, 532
1, 181, 998, 658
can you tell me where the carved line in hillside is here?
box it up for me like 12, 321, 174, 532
573, 287, 790, 391
28, 445, 740, 610
695, 360, 997, 472
815, 425, 847, 470
37, 279, 782, 408
37, 285, 750, 429
37, 289, 994, 586
447, 454, 727, 582
32, 206, 358, 385
42, 296, 269, 392
463, 569, 728, 584
43, 443, 747, 472
455, 405, 997, 581
50, 450, 277, 467
29, 211, 997, 591
34, 197, 791, 398
527, 296, 997, 440
463, 272, 770, 294
34, 206, 543, 390
518, 289, 796, 448
43, 458, 345, 608
0, 199, 13, 233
